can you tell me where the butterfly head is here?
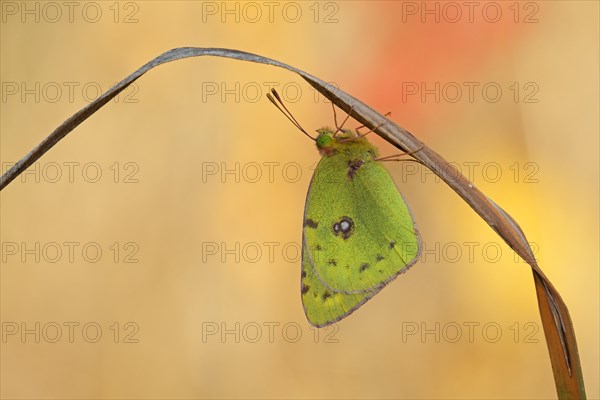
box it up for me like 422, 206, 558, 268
315, 127, 367, 156
315, 128, 333, 145
312, 128, 331, 154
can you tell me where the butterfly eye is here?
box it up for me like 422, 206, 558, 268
316, 134, 333, 148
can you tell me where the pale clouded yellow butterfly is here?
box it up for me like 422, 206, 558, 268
268, 90, 421, 327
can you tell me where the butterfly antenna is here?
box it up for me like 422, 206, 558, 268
267, 89, 314, 140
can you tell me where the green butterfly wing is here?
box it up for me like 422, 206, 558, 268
301, 146, 421, 327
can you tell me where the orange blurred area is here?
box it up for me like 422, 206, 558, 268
1, 1, 598, 399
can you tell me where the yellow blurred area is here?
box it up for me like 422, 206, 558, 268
1, 1, 598, 399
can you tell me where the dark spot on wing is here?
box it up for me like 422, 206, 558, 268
332, 216, 355, 240
389, 241, 396, 249
301, 284, 310, 294
376, 254, 384, 262
304, 219, 318, 229
322, 291, 332, 301
359, 263, 370, 272
327, 259, 338, 266
347, 159, 364, 179
316, 245, 322, 251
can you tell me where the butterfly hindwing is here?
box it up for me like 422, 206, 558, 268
301, 144, 420, 327
301, 243, 381, 327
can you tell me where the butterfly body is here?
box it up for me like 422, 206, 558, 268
301, 127, 421, 327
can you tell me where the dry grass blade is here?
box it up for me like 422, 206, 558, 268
303, 80, 586, 400
0, 47, 586, 399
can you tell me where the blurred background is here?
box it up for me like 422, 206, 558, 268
1, 1, 598, 399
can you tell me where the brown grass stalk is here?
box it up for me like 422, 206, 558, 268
0, 47, 586, 399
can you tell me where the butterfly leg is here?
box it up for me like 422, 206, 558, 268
332, 103, 354, 137
376, 144, 426, 165
356, 112, 392, 134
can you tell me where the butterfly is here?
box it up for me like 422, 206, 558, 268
268, 90, 421, 327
